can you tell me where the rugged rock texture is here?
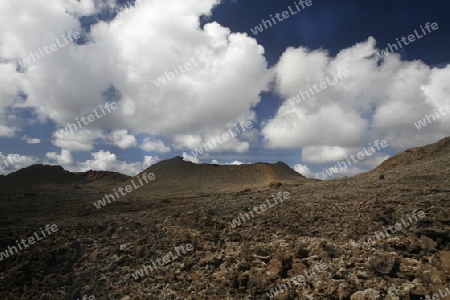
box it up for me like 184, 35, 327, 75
79, 170, 131, 183
0, 137, 449, 299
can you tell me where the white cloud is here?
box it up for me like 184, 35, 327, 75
2, 1, 449, 178
295, 142, 391, 180
357, 153, 390, 169
0, 124, 15, 137
0, 152, 38, 175
263, 37, 450, 153
76, 150, 154, 176
22, 136, 41, 144
46, 149, 73, 165
52, 128, 103, 151
202, 135, 250, 153
141, 137, 171, 153
301, 151, 390, 180
0, 63, 22, 137
143, 155, 159, 169
293, 163, 312, 177
173, 135, 203, 149
81, 150, 123, 170
293, 163, 326, 179
0, 0, 273, 164
13, 155, 39, 171
173, 122, 255, 154
295, 163, 364, 180
108, 129, 137, 149
302, 146, 357, 164
321, 165, 367, 179
182, 151, 200, 164
208, 159, 245, 165
263, 106, 367, 148
44, 148, 159, 175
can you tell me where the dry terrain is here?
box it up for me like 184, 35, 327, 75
0, 137, 449, 299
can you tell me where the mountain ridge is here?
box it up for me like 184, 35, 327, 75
1, 136, 449, 193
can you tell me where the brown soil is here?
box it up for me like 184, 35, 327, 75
0, 137, 449, 299
130, 157, 310, 198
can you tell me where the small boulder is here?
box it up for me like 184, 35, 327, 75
351, 288, 380, 300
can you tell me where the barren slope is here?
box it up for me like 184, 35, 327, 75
0, 138, 449, 299
0, 164, 85, 191
130, 157, 311, 198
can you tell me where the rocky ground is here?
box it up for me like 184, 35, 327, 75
0, 139, 449, 299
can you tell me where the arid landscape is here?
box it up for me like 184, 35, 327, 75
2, 0, 450, 299
0, 137, 449, 299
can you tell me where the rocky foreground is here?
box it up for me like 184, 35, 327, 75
0, 139, 449, 299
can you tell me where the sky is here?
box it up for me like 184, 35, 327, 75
0, 0, 449, 178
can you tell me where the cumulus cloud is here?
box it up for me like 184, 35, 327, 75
143, 155, 159, 169
357, 153, 390, 169
43, 148, 160, 175
263, 37, 450, 151
0, 62, 22, 137
302, 146, 357, 164
173, 121, 256, 155
13, 155, 39, 170
322, 165, 367, 179
0, 124, 16, 137
22, 136, 41, 144
141, 138, 171, 153
46, 149, 73, 165
173, 135, 203, 150
108, 129, 137, 149
298, 151, 390, 180
174, 133, 250, 153
2, 1, 448, 178
0, 0, 271, 170
210, 159, 244, 165
52, 128, 103, 151
76, 150, 139, 175
294, 162, 364, 180
1, 0, 270, 137
78, 151, 119, 172
293, 163, 326, 179
0, 152, 38, 175
182, 151, 200, 164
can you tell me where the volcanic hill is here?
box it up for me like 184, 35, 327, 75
353, 136, 450, 188
0, 164, 85, 191
0, 165, 132, 192
0, 137, 449, 299
129, 156, 311, 198
373, 136, 450, 173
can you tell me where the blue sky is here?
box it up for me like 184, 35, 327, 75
0, 0, 449, 178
